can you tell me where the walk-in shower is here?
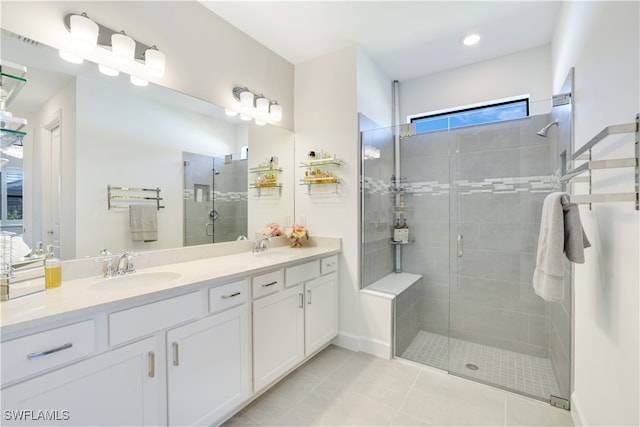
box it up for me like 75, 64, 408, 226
361, 108, 571, 406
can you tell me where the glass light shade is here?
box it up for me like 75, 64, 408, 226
240, 114, 252, 121
225, 108, 238, 116
70, 14, 99, 51
256, 97, 270, 113
59, 50, 84, 64
269, 103, 283, 122
98, 64, 120, 76
239, 90, 254, 112
130, 75, 149, 87
145, 48, 165, 77
112, 32, 136, 63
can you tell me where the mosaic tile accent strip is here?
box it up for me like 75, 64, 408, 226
401, 330, 561, 400
183, 189, 248, 202
363, 174, 558, 197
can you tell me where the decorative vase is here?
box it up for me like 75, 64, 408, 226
291, 238, 303, 248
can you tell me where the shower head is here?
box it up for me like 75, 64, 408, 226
536, 119, 559, 137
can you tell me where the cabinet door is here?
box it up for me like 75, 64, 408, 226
1, 337, 160, 426
252, 284, 304, 392
167, 304, 250, 426
305, 272, 339, 355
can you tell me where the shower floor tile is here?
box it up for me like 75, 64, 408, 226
401, 330, 562, 400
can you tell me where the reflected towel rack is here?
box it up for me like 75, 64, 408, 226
560, 114, 639, 210
107, 185, 165, 210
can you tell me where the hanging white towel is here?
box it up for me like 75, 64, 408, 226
533, 192, 590, 303
130, 204, 158, 242
533, 192, 566, 303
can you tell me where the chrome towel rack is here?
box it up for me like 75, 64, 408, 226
107, 185, 165, 210
560, 114, 639, 210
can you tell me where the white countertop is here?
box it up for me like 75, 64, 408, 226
1, 244, 340, 336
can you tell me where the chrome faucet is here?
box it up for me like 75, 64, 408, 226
116, 252, 137, 275
252, 237, 271, 253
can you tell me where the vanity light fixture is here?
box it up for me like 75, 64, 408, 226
232, 87, 283, 123
61, 12, 167, 82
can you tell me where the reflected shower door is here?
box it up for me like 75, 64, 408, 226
183, 152, 215, 246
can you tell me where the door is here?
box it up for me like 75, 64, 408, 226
1, 337, 160, 426
252, 284, 304, 392
304, 272, 338, 355
448, 115, 567, 403
183, 152, 215, 246
167, 305, 250, 426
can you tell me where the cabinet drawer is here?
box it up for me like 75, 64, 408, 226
285, 260, 320, 287
109, 292, 202, 346
1, 320, 95, 386
321, 255, 338, 275
252, 270, 283, 299
209, 279, 248, 314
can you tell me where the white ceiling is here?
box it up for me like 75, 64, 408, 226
200, 1, 562, 81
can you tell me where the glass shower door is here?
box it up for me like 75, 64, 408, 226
448, 115, 568, 403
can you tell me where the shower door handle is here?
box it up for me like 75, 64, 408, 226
457, 234, 463, 257
205, 223, 214, 236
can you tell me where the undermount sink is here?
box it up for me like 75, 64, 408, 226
87, 271, 182, 291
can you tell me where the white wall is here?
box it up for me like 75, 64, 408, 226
552, 2, 639, 426
399, 45, 552, 120
295, 46, 360, 350
1, 1, 294, 130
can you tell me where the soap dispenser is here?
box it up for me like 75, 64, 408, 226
45, 245, 62, 289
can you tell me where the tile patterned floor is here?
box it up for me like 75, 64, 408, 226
223, 345, 573, 427
401, 330, 562, 400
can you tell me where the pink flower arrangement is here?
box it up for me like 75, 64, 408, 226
261, 222, 281, 237
286, 224, 309, 247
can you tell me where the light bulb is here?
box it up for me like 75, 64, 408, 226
59, 50, 84, 64
99, 64, 119, 76
130, 75, 148, 87
462, 33, 481, 46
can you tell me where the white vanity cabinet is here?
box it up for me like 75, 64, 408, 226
166, 281, 251, 426
252, 256, 339, 393
1, 336, 161, 426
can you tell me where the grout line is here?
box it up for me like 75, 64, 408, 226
387, 367, 423, 426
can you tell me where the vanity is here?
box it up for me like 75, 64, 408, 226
0, 240, 340, 426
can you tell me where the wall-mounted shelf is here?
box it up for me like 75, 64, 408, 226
300, 156, 341, 195
1, 67, 27, 109
250, 166, 283, 174
250, 183, 283, 197
299, 158, 341, 168
560, 114, 639, 210
1, 63, 29, 147
250, 163, 282, 196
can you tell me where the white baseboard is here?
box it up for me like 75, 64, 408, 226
332, 331, 359, 352
359, 336, 392, 360
571, 392, 585, 426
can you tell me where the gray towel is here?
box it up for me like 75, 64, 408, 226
130, 204, 158, 242
563, 203, 591, 263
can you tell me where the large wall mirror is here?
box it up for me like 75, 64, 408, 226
1, 29, 295, 260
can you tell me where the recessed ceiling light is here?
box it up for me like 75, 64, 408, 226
462, 33, 481, 46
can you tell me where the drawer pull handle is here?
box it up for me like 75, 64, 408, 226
222, 291, 241, 299
307, 289, 312, 304
172, 342, 179, 366
299, 293, 304, 308
148, 351, 155, 378
262, 281, 278, 288
27, 343, 73, 360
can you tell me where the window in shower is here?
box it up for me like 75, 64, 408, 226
409, 97, 529, 134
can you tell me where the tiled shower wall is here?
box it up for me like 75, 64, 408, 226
362, 126, 395, 287
402, 115, 555, 358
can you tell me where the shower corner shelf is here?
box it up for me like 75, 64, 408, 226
390, 239, 414, 246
